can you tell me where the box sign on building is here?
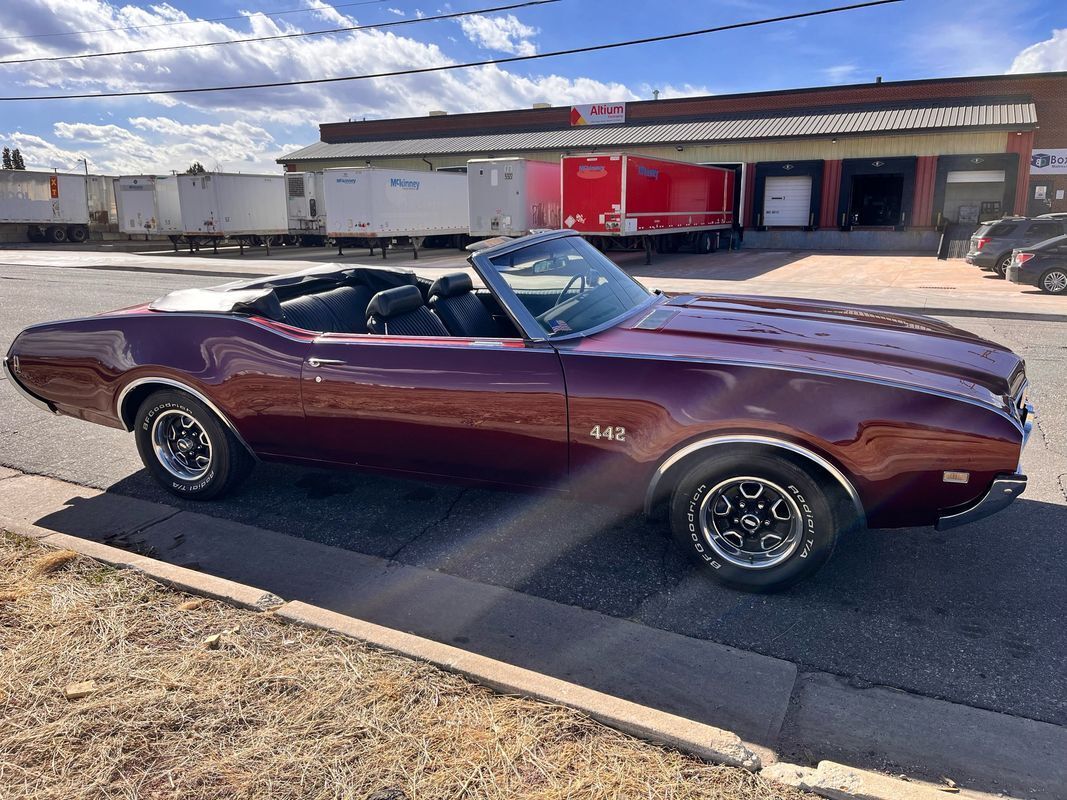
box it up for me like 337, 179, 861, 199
570, 103, 626, 126
1030, 149, 1067, 174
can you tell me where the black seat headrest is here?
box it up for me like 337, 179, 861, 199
367, 284, 424, 319
429, 272, 473, 299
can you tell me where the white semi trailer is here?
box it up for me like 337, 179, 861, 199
0, 171, 91, 243
116, 175, 182, 239
284, 171, 327, 245
177, 172, 288, 253
323, 167, 468, 258
467, 158, 562, 237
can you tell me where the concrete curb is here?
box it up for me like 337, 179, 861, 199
763, 761, 993, 800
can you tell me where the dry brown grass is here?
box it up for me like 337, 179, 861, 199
0, 531, 809, 800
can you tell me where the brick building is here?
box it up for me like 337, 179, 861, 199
279, 70, 1067, 250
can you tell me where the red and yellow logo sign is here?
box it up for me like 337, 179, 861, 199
49, 175, 59, 198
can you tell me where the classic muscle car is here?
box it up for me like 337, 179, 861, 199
4, 230, 1033, 590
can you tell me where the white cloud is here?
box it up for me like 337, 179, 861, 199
1009, 28, 1067, 73
457, 14, 538, 56
822, 64, 857, 84
4, 117, 285, 174
0, 0, 691, 174
387, 7, 405, 16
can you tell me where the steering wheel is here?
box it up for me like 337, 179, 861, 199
554, 271, 586, 307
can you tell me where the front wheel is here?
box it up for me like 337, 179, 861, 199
1040, 269, 1067, 295
134, 390, 253, 500
670, 451, 843, 591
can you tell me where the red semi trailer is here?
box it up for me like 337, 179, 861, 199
561, 154, 735, 263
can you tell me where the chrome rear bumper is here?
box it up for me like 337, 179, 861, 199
935, 473, 1027, 531
2, 355, 57, 415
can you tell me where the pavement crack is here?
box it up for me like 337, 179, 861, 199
387, 487, 469, 562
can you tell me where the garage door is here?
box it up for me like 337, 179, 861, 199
946, 170, 1005, 184
763, 176, 812, 227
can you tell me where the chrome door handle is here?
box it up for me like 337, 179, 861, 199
307, 357, 345, 368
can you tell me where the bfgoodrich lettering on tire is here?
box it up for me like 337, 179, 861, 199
669, 451, 841, 591
134, 389, 253, 500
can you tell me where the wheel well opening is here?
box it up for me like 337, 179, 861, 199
119, 383, 164, 430
646, 441, 864, 528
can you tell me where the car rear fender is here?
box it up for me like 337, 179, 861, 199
116, 376, 258, 461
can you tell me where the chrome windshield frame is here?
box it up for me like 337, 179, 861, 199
469, 229, 656, 343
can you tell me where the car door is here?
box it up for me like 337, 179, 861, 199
300, 334, 568, 488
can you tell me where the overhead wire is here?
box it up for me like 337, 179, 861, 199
0, 0, 904, 101
0, 0, 560, 66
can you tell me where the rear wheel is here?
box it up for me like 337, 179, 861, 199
134, 390, 253, 500
46, 225, 67, 244
67, 225, 88, 243
669, 451, 843, 591
27, 226, 45, 242
993, 253, 1012, 278
1040, 269, 1067, 295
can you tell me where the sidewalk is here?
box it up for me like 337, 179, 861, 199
1, 467, 1064, 800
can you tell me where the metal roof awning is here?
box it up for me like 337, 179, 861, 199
278, 100, 1037, 162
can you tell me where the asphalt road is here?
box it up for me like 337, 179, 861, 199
2, 258, 1066, 731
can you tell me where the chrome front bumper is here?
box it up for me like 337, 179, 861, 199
936, 473, 1027, 531
2, 355, 57, 415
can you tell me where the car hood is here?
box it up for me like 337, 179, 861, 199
584, 294, 1024, 413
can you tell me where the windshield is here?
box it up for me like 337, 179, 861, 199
486, 236, 651, 337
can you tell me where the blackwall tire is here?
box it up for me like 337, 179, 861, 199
46, 226, 67, 244
67, 225, 88, 243
27, 226, 45, 242
669, 451, 841, 592
993, 254, 1012, 278
134, 390, 253, 500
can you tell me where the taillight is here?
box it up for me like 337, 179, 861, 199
1015, 252, 1035, 264
974, 237, 990, 250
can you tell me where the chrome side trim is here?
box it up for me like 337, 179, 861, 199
935, 473, 1026, 531
644, 434, 865, 521
115, 376, 258, 460
2, 356, 58, 416
562, 349, 1026, 436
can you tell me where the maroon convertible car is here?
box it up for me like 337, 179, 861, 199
5, 231, 1033, 590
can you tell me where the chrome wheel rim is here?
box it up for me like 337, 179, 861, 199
1043, 271, 1067, 293
151, 410, 212, 481
700, 477, 802, 570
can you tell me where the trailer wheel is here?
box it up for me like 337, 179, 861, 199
46, 226, 67, 244
697, 232, 714, 254
27, 226, 45, 243
67, 225, 88, 244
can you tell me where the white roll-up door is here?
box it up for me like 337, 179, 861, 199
763, 175, 813, 226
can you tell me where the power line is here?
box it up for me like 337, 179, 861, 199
0, 0, 392, 41
0, 0, 559, 66
0, 0, 903, 101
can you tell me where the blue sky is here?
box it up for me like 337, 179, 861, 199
0, 0, 1065, 174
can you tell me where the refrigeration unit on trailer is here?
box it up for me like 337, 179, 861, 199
116, 175, 182, 239
323, 167, 468, 258
177, 172, 288, 252
561, 154, 735, 263
0, 170, 90, 243
285, 171, 327, 244
467, 158, 561, 237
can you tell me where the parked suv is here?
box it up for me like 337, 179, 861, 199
1006, 234, 1067, 294
965, 217, 1066, 277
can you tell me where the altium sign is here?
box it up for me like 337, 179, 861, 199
570, 103, 627, 126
